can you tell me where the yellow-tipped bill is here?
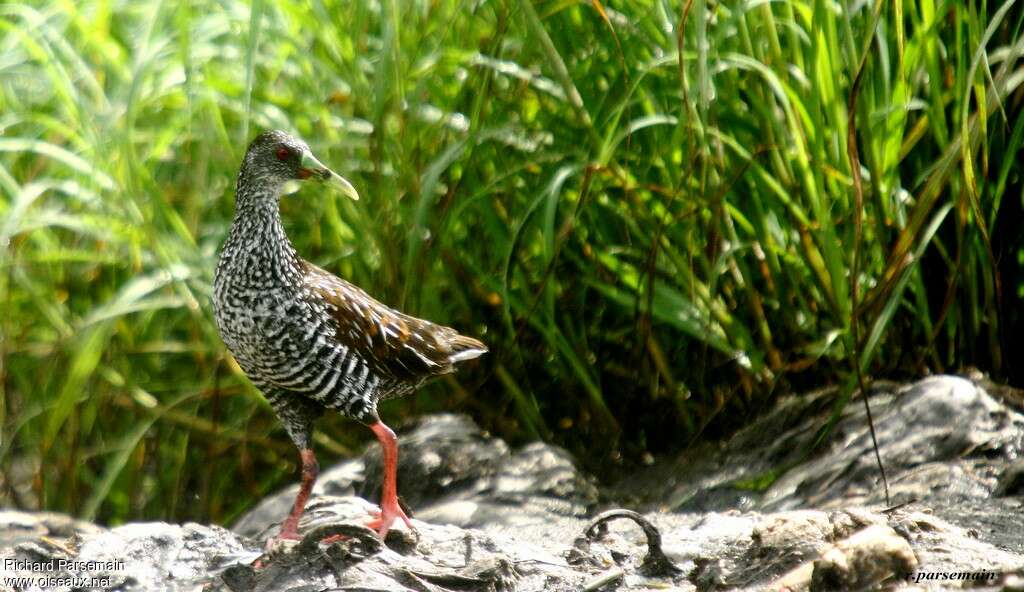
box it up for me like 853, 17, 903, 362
300, 151, 360, 201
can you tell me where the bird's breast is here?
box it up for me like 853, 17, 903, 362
214, 275, 304, 359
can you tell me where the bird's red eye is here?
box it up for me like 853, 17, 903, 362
275, 147, 290, 161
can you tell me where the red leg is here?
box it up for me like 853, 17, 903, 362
278, 448, 318, 540
365, 421, 413, 538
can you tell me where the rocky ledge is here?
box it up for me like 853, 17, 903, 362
1, 375, 1023, 591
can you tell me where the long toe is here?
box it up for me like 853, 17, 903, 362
366, 500, 413, 539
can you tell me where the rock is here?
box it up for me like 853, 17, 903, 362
0, 510, 104, 548
0, 498, 680, 592
1003, 573, 1024, 592
2, 375, 1022, 591
615, 376, 1024, 545
234, 414, 599, 539
4, 503, 1019, 591
764, 523, 916, 592
995, 459, 1024, 497
808, 524, 917, 591
0, 520, 256, 592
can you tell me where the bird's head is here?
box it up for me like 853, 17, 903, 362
239, 130, 359, 201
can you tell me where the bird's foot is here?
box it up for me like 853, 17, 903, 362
267, 530, 303, 548
265, 528, 354, 552
251, 531, 302, 568
319, 533, 348, 545
252, 525, 381, 569
366, 497, 414, 539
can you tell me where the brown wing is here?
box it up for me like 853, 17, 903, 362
301, 260, 486, 384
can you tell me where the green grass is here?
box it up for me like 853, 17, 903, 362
1, 0, 1022, 526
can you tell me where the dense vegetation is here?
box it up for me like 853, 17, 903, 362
1, 0, 1022, 526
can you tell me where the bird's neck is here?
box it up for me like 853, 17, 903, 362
221, 185, 303, 286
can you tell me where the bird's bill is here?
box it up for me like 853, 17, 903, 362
299, 151, 360, 201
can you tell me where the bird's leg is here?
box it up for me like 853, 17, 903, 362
254, 448, 318, 567
277, 448, 318, 541
365, 421, 413, 538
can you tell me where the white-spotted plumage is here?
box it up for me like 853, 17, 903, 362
213, 130, 487, 449
213, 130, 487, 546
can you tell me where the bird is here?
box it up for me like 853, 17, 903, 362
213, 130, 487, 547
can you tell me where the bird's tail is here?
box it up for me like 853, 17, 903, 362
446, 334, 488, 364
